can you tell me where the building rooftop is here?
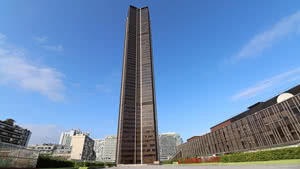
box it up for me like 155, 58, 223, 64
210, 83, 300, 130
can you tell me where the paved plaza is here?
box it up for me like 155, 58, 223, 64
112, 164, 300, 169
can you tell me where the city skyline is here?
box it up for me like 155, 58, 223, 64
1, 0, 300, 145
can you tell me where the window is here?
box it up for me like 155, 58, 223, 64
292, 107, 300, 115
269, 134, 276, 144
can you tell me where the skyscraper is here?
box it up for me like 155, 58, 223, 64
116, 5, 159, 164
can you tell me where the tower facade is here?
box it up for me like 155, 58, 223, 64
116, 5, 159, 164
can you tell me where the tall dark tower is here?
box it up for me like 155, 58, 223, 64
116, 5, 159, 164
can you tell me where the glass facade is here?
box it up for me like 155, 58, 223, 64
116, 6, 159, 164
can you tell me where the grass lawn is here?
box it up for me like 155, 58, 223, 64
40, 167, 104, 169
167, 159, 300, 166
39, 168, 78, 169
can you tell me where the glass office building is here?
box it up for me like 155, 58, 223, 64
116, 6, 159, 164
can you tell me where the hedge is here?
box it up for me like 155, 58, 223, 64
36, 155, 74, 168
162, 160, 178, 164
221, 146, 300, 162
104, 162, 116, 167
73, 161, 105, 167
36, 155, 115, 168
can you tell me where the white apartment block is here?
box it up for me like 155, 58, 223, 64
94, 139, 105, 161
159, 132, 183, 161
102, 135, 117, 162
59, 129, 88, 146
70, 134, 95, 161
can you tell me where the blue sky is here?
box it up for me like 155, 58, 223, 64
1, 0, 300, 145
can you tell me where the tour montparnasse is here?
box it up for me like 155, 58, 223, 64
116, 5, 159, 164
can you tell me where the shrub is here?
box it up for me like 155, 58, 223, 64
162, 160, 173, 164
37, 155, 109, 168
36, 155, 74, 168
74, 161, 105, 167
220, 146, 300, 162
74, 161, 85, 167
178, 158, 184, 164
104, 162, 116, 167
162, 160, 178, 164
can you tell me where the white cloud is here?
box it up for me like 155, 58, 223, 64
232, 67, 300, 100
33, 36, 63, 52
22, 124, 65, 145
0, 33, 65, 101
42, 45, 63, 52
96, 84, 112, 94
33, 36, 48, 44
231, 10, 300, 62
0, 32, 6, 41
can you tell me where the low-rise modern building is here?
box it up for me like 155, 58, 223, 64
94, 139, 105, 161
102, 135, 117, 162
176, 84, 300, 159
0, 119, 31, 146
52, 145, 72, 160
27, 143, 71, 158
159, 132, 183, 161
70, 134, 95, 161
27, 143, 56, 154
54, 144, 72, 154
